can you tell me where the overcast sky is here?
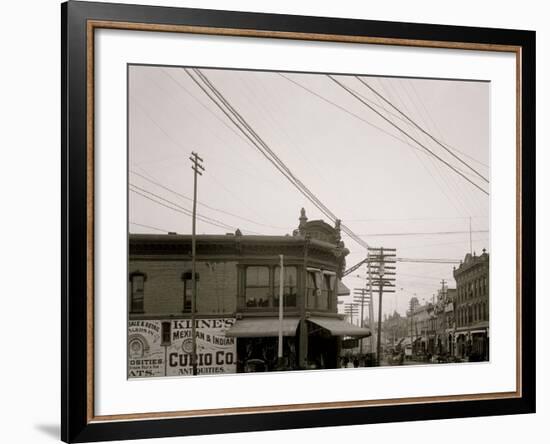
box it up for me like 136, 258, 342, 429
128, 64, 490, 319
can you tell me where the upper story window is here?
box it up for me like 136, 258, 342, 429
245, 266, 270, 307
129, 272, 146, 314
319, 272, 336, 310
181, 271, 199, 313
273, 266, 297, 307
306, 269, 335, 310
306, 270, 321, 309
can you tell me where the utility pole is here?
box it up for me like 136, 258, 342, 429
353, 287, 370, 353
189, 151, 204, 376
368, 247, 397, 366
344, 303, 359, 326
367, 261, 374, 354
408, 295, 418, 355
344, 302, 359, 354
409, 308, 413, 353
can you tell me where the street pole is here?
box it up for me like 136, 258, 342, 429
409, 300, 414, 355
367, 246, 396, 366
353, 288, 367, 349
190, 152, 204, 376
278, 254, 284, 366
368, 260, 374, 353
376, 247, 384, 365
377, 280, 383, 365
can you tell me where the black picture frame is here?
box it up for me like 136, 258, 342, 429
61, 1, 536, 442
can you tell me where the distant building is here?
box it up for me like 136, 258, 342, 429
127, 209, 371, 377
409, 303, 433, 354
433, 287, 456, 356
453, 250, 490, 361
382, 311, 409, 348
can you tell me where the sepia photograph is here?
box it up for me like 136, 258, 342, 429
127, 65, 490, 378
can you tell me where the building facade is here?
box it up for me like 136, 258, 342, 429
409, 303, 433, 355
433, 287, 456, 357
128, 209, 371, 377
453, 250, 490, 361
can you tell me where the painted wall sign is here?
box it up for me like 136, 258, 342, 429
128, 318, 236, 378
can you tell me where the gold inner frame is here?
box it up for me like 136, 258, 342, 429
85, 19, 523, 423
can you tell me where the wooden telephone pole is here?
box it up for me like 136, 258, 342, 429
368, 247, 397, 366
353, 287, 371, 353
344, 303, 359, 326
189, 152, 204, 376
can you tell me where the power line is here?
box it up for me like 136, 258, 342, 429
343, 215, 487, 222
129, 221, 171, 233
378, 78, 474, 217
161, 68, 265, 157
384, 78, 479, 216
405, 79, 489, 169
395, 257, 461, 264
183, 69, 323, 219
185, 67, 369, 250
282, 71, 485, 219
355, 76, 489, 184
195, 69, 369, 249
130, 169, 287, 230
130, 187, 231, 231
130, 184, 261, 233
279, 73, 481, 186
327, 75, 489, 196
194, 69, 337, 221
342, 229, 488, 237
278, 73, 430, 158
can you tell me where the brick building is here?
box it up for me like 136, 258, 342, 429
453, 250, 490, 361
128, 209, 371, 377
433, 287, 456, 357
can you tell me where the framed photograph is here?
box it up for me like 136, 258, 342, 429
62, 1, 535, 442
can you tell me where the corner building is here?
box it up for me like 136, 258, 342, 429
128, 209, 370, 377
453, 250, 490, 361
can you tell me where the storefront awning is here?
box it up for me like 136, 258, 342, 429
401, 337, 421, 346
225, 317, 300, 338
308, 317, 371, 338
470, 329, 489, 335
337, 281, 351, 296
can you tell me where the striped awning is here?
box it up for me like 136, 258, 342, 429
225, 317, 300, 338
